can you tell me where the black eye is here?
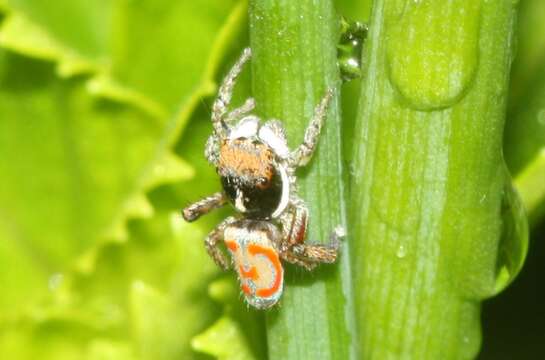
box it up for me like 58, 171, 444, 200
257, 177, 268, 186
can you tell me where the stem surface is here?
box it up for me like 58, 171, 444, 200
351, 0, 521, 358
249, 1, 354, 359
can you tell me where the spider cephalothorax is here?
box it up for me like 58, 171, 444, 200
216, 124, 287, 219
182, 48, 343, 309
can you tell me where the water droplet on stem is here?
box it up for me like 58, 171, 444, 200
337, 18, 368, 82
492, 170, 529, 295
396, 244, 407, 258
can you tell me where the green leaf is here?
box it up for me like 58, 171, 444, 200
192, 277, 262, 360
0, 322, 132, 360
0, 0, 239, 116
0, 1, 250, 358
0, 211, 220, 359
85, 340, 135, 360
0, 53, 169, 314
192, 316, 255, 360
0, 13, 99, 76
130, 281, 195, 360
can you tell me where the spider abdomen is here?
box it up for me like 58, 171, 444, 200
224, 220, 283, 309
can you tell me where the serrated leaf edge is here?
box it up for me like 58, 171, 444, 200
0, 11, 166, 119
73, 0, 247, 274
0, 2, 251, 353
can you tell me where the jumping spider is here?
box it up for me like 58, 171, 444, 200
182, 47, 344, 309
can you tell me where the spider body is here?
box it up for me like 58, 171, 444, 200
182, 47, 343, 309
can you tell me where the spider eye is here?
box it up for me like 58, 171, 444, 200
257, 177, 269, 186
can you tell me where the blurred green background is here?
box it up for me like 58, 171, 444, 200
0, 0, 543, 359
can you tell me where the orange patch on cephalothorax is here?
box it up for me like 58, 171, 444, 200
219, 140, 274, 182
225, 240, 238, 251
248, 244, 283, 298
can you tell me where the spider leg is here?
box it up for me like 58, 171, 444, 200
276, 197, 315, 270
224, 97, 256, 124
288, 88, 334, 167
212, 47, 252, 137
291, 241, 340, 263
205, 135, 220, 165
281, 250, 318, 271
278, 197, 344, 270
287, 227, 344, 270
205, 98, 255, 166
182, 192, 227, 222
205, 216, 237, 270
278, 196, 309, 249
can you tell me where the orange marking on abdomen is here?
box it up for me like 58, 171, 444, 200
239, 265, 259, 280
241, 283, 252, 295
225, 240, 238, 251
248, 244, 283, 298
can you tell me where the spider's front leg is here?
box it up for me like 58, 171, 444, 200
224, 97, 255, 124
205, 216, 237, 270
182, 192, 227, 222
288, 88, 334, 167
212, 47, 254, 137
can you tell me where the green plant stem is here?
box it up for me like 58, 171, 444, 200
249, 1, 354, 359
351, 1, 521, 359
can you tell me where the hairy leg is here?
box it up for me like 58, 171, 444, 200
182, 192, 227, 222
289, 226, 344, 265
278, 197, 309, 249
289, 89, 334, 167
281, 250, 318, 271
279, 203, 344, 270
212, 47, 252, 137
224, 97, 256, 124
204, 134, 220, 165
205, 216, 237, 270
277, 197, 315, 270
